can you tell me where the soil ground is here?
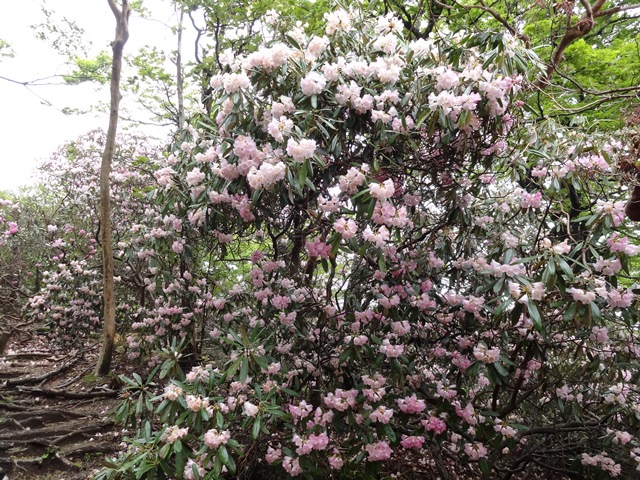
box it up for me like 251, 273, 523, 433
0, 325, 122, 480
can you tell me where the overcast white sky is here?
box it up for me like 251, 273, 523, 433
0, 0, 178, 192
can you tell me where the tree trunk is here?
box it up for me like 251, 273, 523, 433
0, 330, 10, 356
95, 0, 130, 376
175, 2, 185, 129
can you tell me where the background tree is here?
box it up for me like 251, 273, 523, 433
380, 0, 640, 128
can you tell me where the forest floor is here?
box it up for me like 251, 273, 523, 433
0, 323, 122, 480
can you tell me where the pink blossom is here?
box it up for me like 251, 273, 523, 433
397, 394, 426, 414
162, 425, 188, 444
324, 9, 352, 34
379, 339, 404, 358
324, 389, 358, 411
247, 162, 286, 190
293, 434, 313, 455
286, 138, 317, 162
268, 116, 293, 142
308, 432, 329, 450
606, 233, 639, 255
289, 400, 314, 420
163, 383, 183, 401
363, 225, 390, 248
400, 435, 424, 449
494, 421, 518, 439
435, 68, 458, 92
595, 199, 626, 226
185, 395, 209, 412
328, 451, 344, 469
203, 429, 231, 449
306, 238, 331, 259
243, 401, 259, 417
271, 295, 290, 309
305, 36, 330, 60
369, 179, 395, 201
593, 257, 622, 276
435, 381, 457, 400
422, 416, 447, 435
185, 167, 205, 186
520, 191, 542, 209
186, 365, 210, 383
353, 334, 368, 346
300, 71, 327, 96
369, 405, 394, 424
333, 218, 358, 240
282, 456, 302, 476
608, 289, 634, 308
339, 167, 366, 194
464, 442, 488, 460
244, 44, 292, 71
473, 343, 501, 364
222, 72, 250, 93
567, 287, 596, 305
265, 446, 282, 464
183, 459, 205, 480
372, 33, 398, 55
365, 441, 392, 461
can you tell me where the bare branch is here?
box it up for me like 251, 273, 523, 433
596, 3, 640, 18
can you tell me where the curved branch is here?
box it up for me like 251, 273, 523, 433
536, 0, 610, 88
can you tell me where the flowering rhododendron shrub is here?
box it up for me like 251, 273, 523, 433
100, 5, 640, 480
0, 200, 19, 243
25, 130, 166, 344
0, 198, 22, 314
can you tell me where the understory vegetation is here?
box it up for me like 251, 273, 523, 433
1, 0, 640, 479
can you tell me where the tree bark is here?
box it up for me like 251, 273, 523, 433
534, 0, 606, 89
175, 2, 185, 129
625, 184, 640, 221
95, 0, 130, 376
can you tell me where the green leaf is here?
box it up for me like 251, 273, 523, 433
589, 301, 602, 324
339, 345, 354, 363
378, 255, 387, 273
225, 358, 242, 381
494, 361, 509, 377
285, 35, 301, 50
479, 457, 490, 475
218, 445, 231, 466
216, 411, 224, 428
542, 257, 556, 288
252, 416, 261, 440
527, 299, 543, 332
299, 160, 308, 190
493, 298, 512, 317
159, 442, 171, 459
563, 302, 577, 322
382, 424, 396, 442
556, 257, 574, 281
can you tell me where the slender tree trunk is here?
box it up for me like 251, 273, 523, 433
175, 2, 185, 129
95, 0, 130, 376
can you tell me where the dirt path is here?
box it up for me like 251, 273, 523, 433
0, 331, 121, 480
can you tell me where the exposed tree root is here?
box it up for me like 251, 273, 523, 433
0, 418, 114, 443
3, 408, 86, 420
16, 385, 119, 398
1, 354, 82, 388
0, 454, 80, 473
55, 365, 93, 389
0, 328, 122, 479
